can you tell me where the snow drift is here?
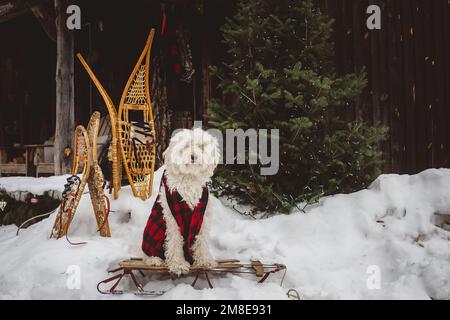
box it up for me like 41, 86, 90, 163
0, 168, 449, 299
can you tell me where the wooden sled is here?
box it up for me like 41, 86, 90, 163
97, 258, 287, 296
77, 28, 157, 201
51, 112, 111, 239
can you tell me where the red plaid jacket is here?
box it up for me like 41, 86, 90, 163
142, 171, 209, 264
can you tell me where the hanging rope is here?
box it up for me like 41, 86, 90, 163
16, 208, 57, 236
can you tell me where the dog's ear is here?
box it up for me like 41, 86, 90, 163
164, 129, 191, 164
163, 138, 174, 164
170, 129, 191, 143
163, 144, 171, 163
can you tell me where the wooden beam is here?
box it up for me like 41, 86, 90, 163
0, 0, 57, 41
31, 1, 56, 41
54, 0, 74, 175
0, 0, 45, 23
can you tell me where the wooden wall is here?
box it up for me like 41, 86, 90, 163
1, 0, 450, 176
318, 0, 450, 174
0, 13, 55, 146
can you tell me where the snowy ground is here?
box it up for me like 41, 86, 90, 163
0, 168, 449, 300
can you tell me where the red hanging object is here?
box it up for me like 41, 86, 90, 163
161, 14, 167, 35
161, 4, 167, 35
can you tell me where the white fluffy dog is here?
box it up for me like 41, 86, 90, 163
141, 128, 220, 275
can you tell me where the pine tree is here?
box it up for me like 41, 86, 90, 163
208, 0, 387, 214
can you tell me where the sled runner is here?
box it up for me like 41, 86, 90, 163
77, 28, 157, 201
97, 258, 287, 296
51, 112, 111, 239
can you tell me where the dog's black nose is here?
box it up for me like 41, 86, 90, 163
191, 154, 197, 163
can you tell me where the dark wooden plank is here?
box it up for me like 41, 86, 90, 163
423, 0, 435, 169
0, 163, 27, 176
412, 0, 427, 172
324, 0, 450, 173
369, 0, 382, 128
352, 0, 368, 122
341, 0, 356, 122
431, 0, 447, 168
377, 0, 392, 173
443, 2, 450, 167
386, 0, 403, 173
399, 0, 415, 174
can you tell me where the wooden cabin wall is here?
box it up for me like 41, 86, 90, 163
73, 0, 231, 165
199, 0, 236, 120
317, 0, 450, 174
73, 0, 159, 126
0, 13, 55, 151
74, 1, 202, 136
0, 0, 227, 169
4, 0, 448, 177
207, 0, 450, 175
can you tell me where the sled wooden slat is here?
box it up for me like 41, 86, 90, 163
98, 258, 287, 295
119, 259, 243, 271
251, 260, 265, 277
216, 259, 241, 264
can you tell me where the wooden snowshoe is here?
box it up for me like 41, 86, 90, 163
51, 112, 111, 239
77, 28, 157, 201
117, 29, 157, 201
97, 258, 287, 296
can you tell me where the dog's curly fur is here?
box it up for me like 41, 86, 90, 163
143, 128, 220, 275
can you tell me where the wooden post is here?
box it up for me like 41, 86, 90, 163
54, 0, 74, 175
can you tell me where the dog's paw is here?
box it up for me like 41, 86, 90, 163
168, 260, 191, 276
194, 258, 218, 269
143, 256, 165, 266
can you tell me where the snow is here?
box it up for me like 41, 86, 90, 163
0, 175, 69, 199
0, 168, 450, 299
